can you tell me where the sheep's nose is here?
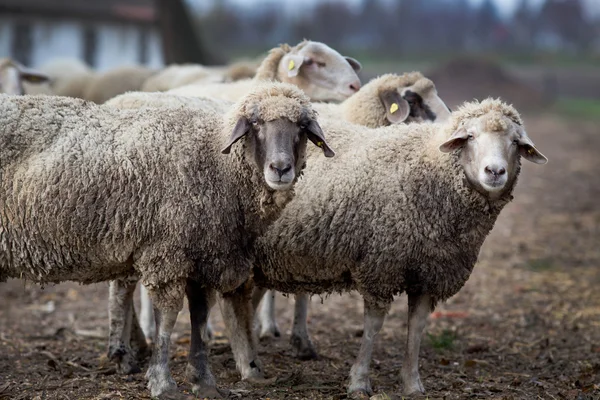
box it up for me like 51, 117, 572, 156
270, 162, 292, 178
485, 165, 506, 177
349, 81, 361, 92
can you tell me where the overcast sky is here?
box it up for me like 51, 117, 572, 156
189, 0, 599, 19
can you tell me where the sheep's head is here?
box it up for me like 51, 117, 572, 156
439, 98, 547, 199
0, 58, 49, 95
278, 41, 362, 103
222, 82, 334, 191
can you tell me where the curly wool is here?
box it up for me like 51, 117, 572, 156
313, 72, 437, 128
447, 97, 523, 133
0, 84, 309, 309
252, 100, 521, 307
105, 91, 233, 115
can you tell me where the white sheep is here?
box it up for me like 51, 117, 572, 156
0, 82, 334, 398
23, 57, 95, 98
255, 72, 453, 358
0, 57, 49, 95
82, 65, 156, 104
214, 98, 547, 397
168, 40, 362, 103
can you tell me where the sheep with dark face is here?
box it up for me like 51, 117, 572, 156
169, 40, 362, 103
216, 98, 547, 397
0, 58, 49, 95
0, 82, 333, 398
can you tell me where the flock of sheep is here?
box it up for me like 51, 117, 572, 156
0, 40, 548, 399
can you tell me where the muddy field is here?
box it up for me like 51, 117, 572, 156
1, 111, 599, 400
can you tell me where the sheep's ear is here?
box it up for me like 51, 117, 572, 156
345, 56, 362, 72
305, 119, 335, 158
380, 90, 410, 124
439, 127, 470, 153
282, 54, 305, 78
516, 127, 548, 164
221, 117, 251, 154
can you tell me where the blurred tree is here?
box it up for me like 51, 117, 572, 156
512, 0, 535, 51
538, 0, 591, 52
473, 0, 501, 48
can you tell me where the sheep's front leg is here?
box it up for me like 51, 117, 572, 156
139, 284, 156, 341
185, 279, 226, 398
401, 292, 432, 396
221, 281, 269, 383
257, 290, 281, 338
347, 299, 387, 398
108, 278, 143, 374
145, 297, 181, 397
290, 293, 317, 360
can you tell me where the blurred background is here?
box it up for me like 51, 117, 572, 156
1, 0, 599, 111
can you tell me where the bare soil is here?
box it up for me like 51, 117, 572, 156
1, 113, 599, 400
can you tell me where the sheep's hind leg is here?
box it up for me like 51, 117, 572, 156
108, 277, 141, 374
347, 298, 387, 398
290, 293, 317, 360
257, 290, 281, 339
139, 284, 156, 341
401, 292, 433, 396
222, 281, 274, 384
185, 279, 227, 398
145, 297, 181, 397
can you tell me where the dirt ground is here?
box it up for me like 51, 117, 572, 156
1, 111, 599, 400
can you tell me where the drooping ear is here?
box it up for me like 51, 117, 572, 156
439, 127, 470, 153
221, 117, 251, 154
304, 119, 335, 158
282, 54, 305, 78
516, 127, 548, 164
345, 56, 362, 72
18, 65, 50, 84
379, 89, 410, 124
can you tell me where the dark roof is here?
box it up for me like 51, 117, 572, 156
0, 0, 158, 24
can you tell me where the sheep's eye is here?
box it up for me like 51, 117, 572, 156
512, 139, 519, 145
316, 61, 326, 67
251, 120, 259, 127
304, 58, 314, 66
467, 133, 474, 140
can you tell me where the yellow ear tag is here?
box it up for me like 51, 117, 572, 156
288, 60, 295, 71
390, 103, 399, 114
317, 141, 323, 147
528, 148, 534, 155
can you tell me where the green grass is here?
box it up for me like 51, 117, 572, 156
427, 329, 457, 351
525, 258, 556, 272
555, 97, 600, 120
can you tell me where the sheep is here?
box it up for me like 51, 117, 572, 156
212, 98, 547, 397
82, 65, 156, 104
141, 60, 259, 93
0, 57, 49, 95
168, 40, 362, 103
105, 91, 232, 114
0, 82, 334, 398
24, 57, 95, 98
256, 72, 453, 357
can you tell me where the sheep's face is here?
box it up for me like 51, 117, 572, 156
0, 59, 49, 95
439, 114, 547, 198
280, 42, 362, 103
222, 115, 334, 191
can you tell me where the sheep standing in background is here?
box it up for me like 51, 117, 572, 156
22, 57, 94, 97
255, 72, 453, 359
0, 82, 334, 398
216, 99, 547, 397
82, 65, 156, 104
169, 40, 362, 103
0, 58, 49, 95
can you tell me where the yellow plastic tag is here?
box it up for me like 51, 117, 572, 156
317, 141, 323, 147
288, 60, 295, 71
528, 148, 534, 155
390, 103, 399, 114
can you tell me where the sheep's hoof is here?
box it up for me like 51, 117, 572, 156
108, 345, 141, 375
191, 384, 229, 399
402, 372, 425, 395
290, 334, 318, 360
258, 324, 281, 339
154, 389, 193, 400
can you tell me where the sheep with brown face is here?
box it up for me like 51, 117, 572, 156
0, 57, 49, 95
0, 82, 333, 398
220, 98, 547, 398
168, 40, 362, 103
